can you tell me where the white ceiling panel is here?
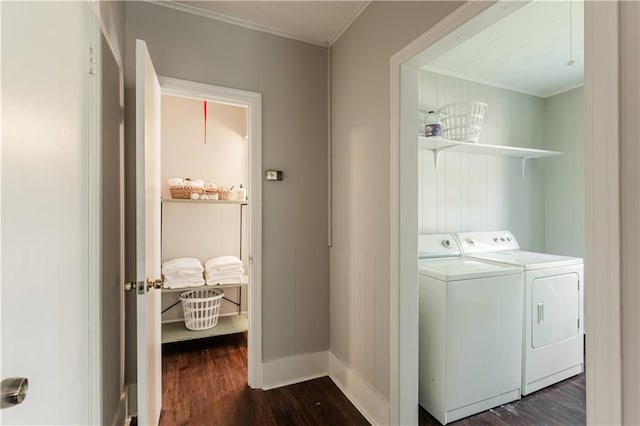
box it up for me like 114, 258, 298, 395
424, 1, 584, 98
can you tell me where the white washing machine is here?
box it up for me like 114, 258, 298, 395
455, 231, 584, 396
418, 234, 523, 424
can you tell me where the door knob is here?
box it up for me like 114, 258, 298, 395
146, 278, 163, 291
1, 377, 28, 409
124, 282, 136, 292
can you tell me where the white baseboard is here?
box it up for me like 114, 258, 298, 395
328, 352, 390, 425
261, 350, 329, 390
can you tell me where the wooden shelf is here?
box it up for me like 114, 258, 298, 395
162, 198, 247, 205
162, 314, 248, 344
162, 275, 249, 293
419, 136, 562, 178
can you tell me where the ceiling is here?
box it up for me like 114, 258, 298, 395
424, 1, 585, 98
155, 1, 371, 47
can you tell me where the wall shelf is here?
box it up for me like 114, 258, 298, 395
161, 275, 248, 293
419, 136, 562, 178
162, 198, 247, 205
161, 314, 248, 344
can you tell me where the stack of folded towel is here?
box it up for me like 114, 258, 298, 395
205, 256, 245, 285
162, 257, 204, 289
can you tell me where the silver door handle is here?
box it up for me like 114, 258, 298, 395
537, 303, 544, 323
1, 377, 28, 409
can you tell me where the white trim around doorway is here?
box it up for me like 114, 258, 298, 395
389, 1, 622, 425
159, 76, 264, 389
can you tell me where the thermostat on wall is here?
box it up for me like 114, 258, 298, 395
265, 170, 283, 181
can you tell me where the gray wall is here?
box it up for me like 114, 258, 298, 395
124, 1, 329, 384
542, 87, 585, 258
620, 2, 640, 423
330, 1, 463, 401
100, 1, 126, 424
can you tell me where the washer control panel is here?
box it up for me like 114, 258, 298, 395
418, 233, 462, 259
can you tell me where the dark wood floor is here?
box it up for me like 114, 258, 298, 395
160, 332, 585, 426
420, 374, 586, 426
159, 332, 368, 426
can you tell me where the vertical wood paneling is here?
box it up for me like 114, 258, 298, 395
364, 255, 376, 382
263, 247, 330, 361
294, 250, 314, 354
314, 247, 330, 351
374, 256, 390, 398
418, 71, 546, 246
263, 249, 283, 360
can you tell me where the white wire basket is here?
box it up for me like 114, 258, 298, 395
180, 288, 224, 331
437, 102, 488, 143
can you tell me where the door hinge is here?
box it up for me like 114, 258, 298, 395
577, 318, 580, 329
89, 46, 97, 75
577, 280, 580, 291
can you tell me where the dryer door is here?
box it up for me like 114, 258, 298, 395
531, 272, 580, 348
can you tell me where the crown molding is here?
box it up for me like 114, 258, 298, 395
328, 0, 371, 46
146, 0, 331, 47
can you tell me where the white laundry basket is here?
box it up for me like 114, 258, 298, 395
180, 288, 224, 331
438, 102, 488, 143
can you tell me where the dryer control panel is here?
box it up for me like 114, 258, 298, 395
455, 231, 519, 254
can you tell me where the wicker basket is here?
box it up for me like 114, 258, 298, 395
216, 188, 232, 201
180, 288, 224, 330
169, 186, 204, 200
438, 102, 488, 143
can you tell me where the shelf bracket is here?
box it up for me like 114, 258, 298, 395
432, 145, 457, 174
521, 157, 528, 179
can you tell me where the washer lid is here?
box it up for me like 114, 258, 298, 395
469, 250, 583, 270
418, 257, 521, 281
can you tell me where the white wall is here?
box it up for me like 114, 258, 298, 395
124, 1, 329, 382
331, 0, 463, 402
418, 71, 546, 251
542, 87, 585, 257
160, 95, 248, 319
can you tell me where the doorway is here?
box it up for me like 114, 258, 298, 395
157, 76, 263, 387
131, 76, 264, 425
388, 1, 619, 424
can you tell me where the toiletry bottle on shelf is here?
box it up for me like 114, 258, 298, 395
425, 111, 443, 138
237, 184, 246, 201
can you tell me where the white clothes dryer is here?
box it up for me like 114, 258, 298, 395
455, 231, 584, 396
417, 234, 523, 424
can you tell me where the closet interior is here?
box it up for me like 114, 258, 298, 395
159, 93, 250, 349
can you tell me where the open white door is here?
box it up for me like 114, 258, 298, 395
135, 39, 162, 426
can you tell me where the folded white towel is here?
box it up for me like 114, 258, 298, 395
206, 273, 244, 286
162, 277, 205, 289
205, 256, 242, 270
208, 264, 245, 273
163, 271, 204, 281
205, 270, 244, 280
162, 257, 203, 274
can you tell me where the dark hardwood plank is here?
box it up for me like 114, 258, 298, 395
419, 374, 586, 426
160, 332, 585, 426
159, 333, 368, 426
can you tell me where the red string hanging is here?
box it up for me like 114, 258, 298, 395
203, 100, 207, 144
